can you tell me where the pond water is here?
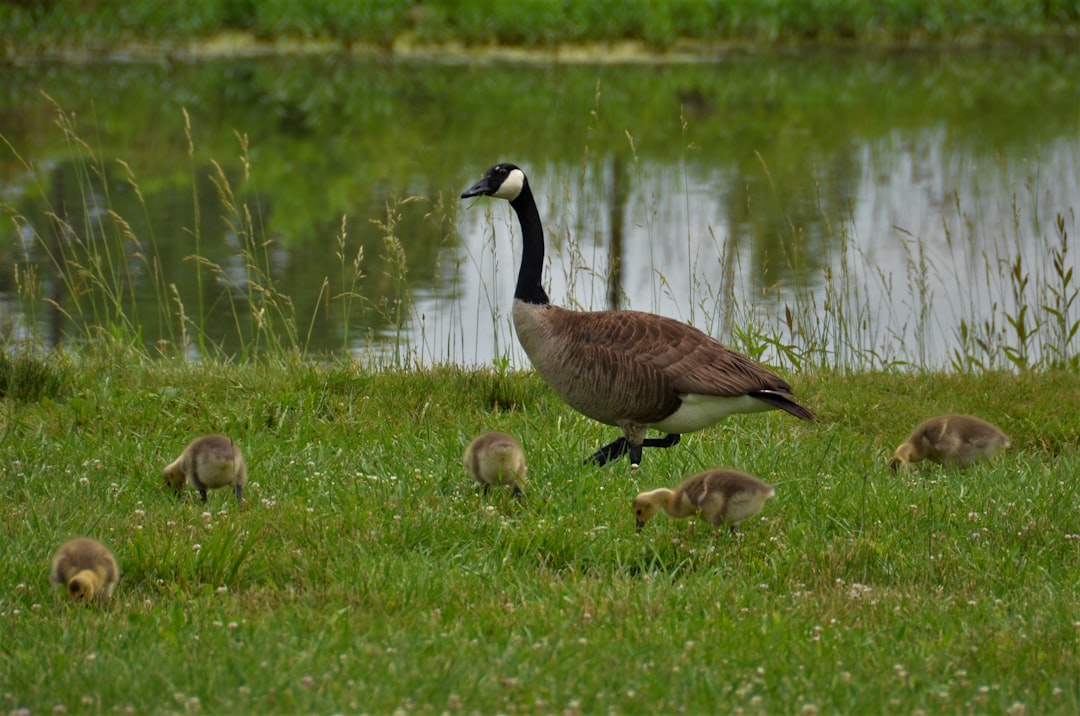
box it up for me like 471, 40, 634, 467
1, 46, 1077, 369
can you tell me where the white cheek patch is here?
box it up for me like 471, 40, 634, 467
493, 168, 525, 200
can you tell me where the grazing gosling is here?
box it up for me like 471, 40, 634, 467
163, 434, 247, 504
889, 415, 1010, 471
463, 431, 527, 498
633, 468, 775, 534
49, 537, 119, 604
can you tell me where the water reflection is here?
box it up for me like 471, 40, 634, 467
1, 48, 1077, 368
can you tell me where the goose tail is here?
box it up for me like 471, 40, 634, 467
751, 390, 815, 421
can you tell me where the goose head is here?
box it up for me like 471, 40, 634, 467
461, 163, 527, 201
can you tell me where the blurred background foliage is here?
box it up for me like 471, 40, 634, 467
2, 0, 1079, 54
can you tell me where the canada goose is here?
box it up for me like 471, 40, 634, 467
463, 431, 527, 498
163, 434, 247, 504
49, 537, 119, 604
632, 468, 775, 534
461, 163, 814, 469
888, 415, 1010, 471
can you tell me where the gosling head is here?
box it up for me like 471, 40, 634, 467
631, 489, 671, 532
162, 461, 186, 495
888, 443, 916, 472
66, 571, 98, 602
461, 163, 526, 202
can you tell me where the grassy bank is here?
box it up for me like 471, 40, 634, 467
2, 0, 1079, 59
1, 353, 1079, 713
1, 18, 1078, 712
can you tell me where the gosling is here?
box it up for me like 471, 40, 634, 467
49, 537, 119, 604
163, 434, 247, 504
463, 431, 527, 499
888, 415, 1010, 471
632, 468, 775, 535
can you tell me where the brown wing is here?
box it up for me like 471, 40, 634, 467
678, 472, 712, 506
517, 305, 812, 425
566, 309, 796, 396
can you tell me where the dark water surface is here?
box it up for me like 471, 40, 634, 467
1, 47, 1077, 368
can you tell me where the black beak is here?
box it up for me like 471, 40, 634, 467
461, 175, 494, 199
635, 520, 645, 532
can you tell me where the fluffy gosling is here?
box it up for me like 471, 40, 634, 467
463, 431, 527, 498
632, 468, 775, 535
49, 537, 119, 604
163, 434, 247, 504
889, 414, 1010, 471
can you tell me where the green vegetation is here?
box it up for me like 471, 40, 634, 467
1, 108, 1078, 706
2, 0, 1079, 57
1, 8, 1078, 710
1, 353, 1078, 713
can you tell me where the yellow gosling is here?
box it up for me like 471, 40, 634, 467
49, 537, 119, 605
463, 431, 527, 499
633, 468, 775, 535
889, 415, 1010, 471
163, 434, 247, 504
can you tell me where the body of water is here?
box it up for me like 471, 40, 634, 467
1, 46, 1077, 369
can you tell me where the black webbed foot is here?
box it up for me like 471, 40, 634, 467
584, 433, 682, 468
584, 437, 629, 466
643, 433, 681, 449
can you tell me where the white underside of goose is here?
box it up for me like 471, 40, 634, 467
650, 393, 777, 434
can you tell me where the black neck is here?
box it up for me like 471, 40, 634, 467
509, 184, 550, 306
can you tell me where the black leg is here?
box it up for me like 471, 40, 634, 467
584, 437, 629, 466
192, 469, 208, 503
630, 433, 681, 468
585, 433, 682, 467
643, 433, 681, 449
235, 484, 244, 504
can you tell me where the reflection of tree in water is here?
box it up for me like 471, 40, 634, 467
2, 49, 1078, 363
7, 153, 451, 355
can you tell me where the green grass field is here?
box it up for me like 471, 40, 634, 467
2, 353, 1078, 713
2, 9, 1079, 707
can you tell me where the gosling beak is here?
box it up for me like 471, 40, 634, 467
461, 175, 494, 199
635, 520, 645, 532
